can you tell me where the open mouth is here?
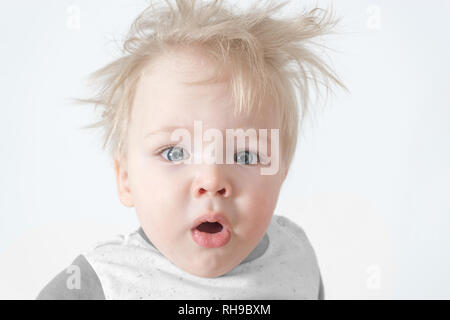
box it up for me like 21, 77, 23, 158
196, 221, 223, 234
190, 216, 231, 248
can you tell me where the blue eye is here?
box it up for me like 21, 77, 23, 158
160, 146, 189, 162
234, 150, 259, 165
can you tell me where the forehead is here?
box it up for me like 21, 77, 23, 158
131, 46, 279, 134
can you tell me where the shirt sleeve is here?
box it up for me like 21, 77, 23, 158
318, 275, 325, 300
36, 254, 105, 300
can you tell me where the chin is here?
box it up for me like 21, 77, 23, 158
190, 269, 227, 279
183, 263, 232, 279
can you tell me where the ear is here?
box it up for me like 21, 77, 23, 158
281, 164, 289, 183
114, 157, 134, 208
283, 168, 288, 181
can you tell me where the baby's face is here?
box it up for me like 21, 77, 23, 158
115, 46, 287, 278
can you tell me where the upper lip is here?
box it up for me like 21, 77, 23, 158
191, 211, 231, 231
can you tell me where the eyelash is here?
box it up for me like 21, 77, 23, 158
155, 143, 178, 155
155, 144, 262, 165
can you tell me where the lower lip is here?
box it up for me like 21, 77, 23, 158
191, 226, 231, 248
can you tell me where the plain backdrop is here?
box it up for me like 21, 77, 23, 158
0, 0, 449, 299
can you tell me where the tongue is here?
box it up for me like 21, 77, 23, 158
197, 222, 223, 233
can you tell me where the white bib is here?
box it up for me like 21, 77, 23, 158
83, 214, 322, 299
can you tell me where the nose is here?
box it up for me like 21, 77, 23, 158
192, 164, 232, 198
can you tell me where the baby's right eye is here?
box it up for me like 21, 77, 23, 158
160, 146, 189, 162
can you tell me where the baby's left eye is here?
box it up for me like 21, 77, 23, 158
234, 150, 259, 165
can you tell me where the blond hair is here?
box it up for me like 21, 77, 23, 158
73, 0, 348, 171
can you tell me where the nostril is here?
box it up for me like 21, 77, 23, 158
197, 187, 228, 197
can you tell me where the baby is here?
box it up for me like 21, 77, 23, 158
37, 0, 346, 300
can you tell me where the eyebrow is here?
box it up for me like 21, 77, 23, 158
145, 125, 274, 142
145, 125, 193, 139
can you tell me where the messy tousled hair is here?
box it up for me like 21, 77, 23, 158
73, 0, 347, 171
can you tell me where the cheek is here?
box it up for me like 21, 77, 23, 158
237, 176, 282, 233
128, 159, 189, 223
131, 166, 190, 247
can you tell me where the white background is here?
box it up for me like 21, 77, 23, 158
0, 0, 449, 299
